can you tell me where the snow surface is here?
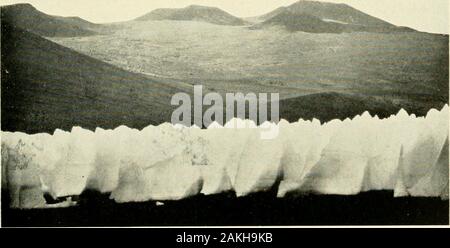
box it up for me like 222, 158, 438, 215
1, 105, 448, 209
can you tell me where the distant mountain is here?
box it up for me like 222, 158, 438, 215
1, 22, 187, 134
262, 11, 346, 33
260, 1, 390, 26
256, 1, 416, 33
0, 3, 98, 37
135, 5, 247, 26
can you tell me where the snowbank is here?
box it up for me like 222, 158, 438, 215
1, 106, 448, 208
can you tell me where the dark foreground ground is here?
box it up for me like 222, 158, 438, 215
2, 190, 448, 226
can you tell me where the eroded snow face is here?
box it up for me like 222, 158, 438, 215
1, 106, 449, 209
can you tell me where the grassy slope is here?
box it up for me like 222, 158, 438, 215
1, 23, 190, 133
1, 20, 448, 133
51, 21, 448, 102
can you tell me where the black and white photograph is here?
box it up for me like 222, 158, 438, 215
0, 0, 449, 227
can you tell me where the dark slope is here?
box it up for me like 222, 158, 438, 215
277, 92, 447, 123
135, 5, 247, 26
0, 3, 98, 37
257, 1, 416, 33
1, 22, 186, 134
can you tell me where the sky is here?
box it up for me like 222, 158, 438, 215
1, 0, 449, 34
